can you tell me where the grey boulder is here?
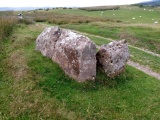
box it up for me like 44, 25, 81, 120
96, 40, 129, 78
36, 26, 96, 82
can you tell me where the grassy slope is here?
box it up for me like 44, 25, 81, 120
50, 6, 160, 24
0, 23, 160, 119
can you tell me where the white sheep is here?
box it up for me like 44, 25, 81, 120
154, 21, 158, 24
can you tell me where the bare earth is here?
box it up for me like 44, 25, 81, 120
128, 60, 160, 80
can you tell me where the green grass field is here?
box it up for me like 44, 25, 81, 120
0, 5, 160, 119
48, 6, 160, 24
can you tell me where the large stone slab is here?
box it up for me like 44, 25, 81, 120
36, 26, 96, 82
96, 40, 129, 78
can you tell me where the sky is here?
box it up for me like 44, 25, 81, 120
0, 0, 151, 7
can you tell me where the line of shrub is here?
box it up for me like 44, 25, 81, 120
79, 6, 120, 11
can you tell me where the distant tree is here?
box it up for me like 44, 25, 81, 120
45, 8, 49, 11
140, 5, 144, 8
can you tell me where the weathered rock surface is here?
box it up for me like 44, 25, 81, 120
96, 40, 129, 78
36, 26, 61, 58
36, 26, 96, 82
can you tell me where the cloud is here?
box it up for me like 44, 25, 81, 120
0, 0, 150, 7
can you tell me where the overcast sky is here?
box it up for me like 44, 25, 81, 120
0, 0, 151, 7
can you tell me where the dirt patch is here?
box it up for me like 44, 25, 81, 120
128, 60, 160, 80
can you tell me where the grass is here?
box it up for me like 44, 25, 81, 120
22, 11, 114, 25
61, 23, 160, 54
0, 21, 160, 119
129, 47, 160, 73
0, 14, 18, 103
126, 26, 160, 53
61, 23, 120, 39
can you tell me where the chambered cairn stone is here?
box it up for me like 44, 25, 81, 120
96, 40, 129, 78
36, 26, 96, 82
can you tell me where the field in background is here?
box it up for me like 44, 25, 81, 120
19, 5, 160, 54
0, 5, 160, 119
